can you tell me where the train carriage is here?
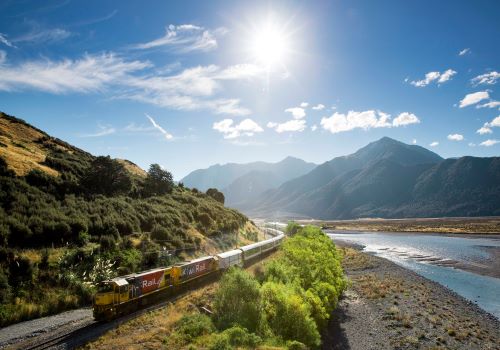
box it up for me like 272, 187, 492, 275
217, 249, 243, 270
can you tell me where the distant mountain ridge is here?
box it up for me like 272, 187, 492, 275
185, 137, 500, 219
181, 156, 317, 206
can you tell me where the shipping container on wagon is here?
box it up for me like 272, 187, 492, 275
174, 256, 216, 284
217, 249, 243, 269
126, 267, 171, 298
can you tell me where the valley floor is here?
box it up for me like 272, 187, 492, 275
324, 244, 500, 350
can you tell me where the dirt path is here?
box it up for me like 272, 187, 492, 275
323, 245, 500, 350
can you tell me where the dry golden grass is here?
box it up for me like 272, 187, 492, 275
340, 247, 377, 271
116, 159, 147, 177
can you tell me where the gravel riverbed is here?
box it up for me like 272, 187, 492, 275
323, 243, 500, 350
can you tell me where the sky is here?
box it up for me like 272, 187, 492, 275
0, 0, 499, 179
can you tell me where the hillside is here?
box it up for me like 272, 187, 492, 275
0, 112, 259, 326
244, 137, 500, 219
181, 156, 316, 207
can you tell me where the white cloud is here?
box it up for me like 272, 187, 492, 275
429, 141, 439, 147
411, 139, 417, 144
0, 33, 15, 48
392, 112, 421, 127
273, 119, 307, 133
145, 114, 173, 140
300, 102, 309, 108
447, 134, 464, 141
485, 116, 500, 128
312, 104, 325, 110
81, 123, 116, 137
480, 139, 499, 147
266, 122, 278, 128
213, 118, 263, 139
471, 71, 499, 86
133, 24, 226, 52
458, 48, 470, 56
468, 142, 476, 147
13, 28, 71, 44
320, 110, 414, 134
459, 91, 489, 108
476, 101, 500, 109
438, 69, 457, 83
410, 69, 456, 87
285, 107, 306, 119
477, 126, 492, 135
0, 53, 150, 93
0, 47, 265, 117
311, 124, 318, 131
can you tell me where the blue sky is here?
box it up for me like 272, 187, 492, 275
0, 0, 499, 179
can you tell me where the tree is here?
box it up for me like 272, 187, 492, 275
206, 188, 225, 204
213, 268, 261, 333
143, 164, 174, 196
81, 156, 132, 196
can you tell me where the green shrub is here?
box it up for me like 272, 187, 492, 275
261, 281, 320, 348
175, 313, 215, 342
221, 325, 262, 347
213, 268, 261, 333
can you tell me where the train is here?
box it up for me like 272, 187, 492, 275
93, 232, 285, 321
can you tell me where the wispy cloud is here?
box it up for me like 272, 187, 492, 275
458, 48, 470, 56
447, 134, 464, 141
471, 71, 499, 86
476, 101, 500, 109
459, 91, 489, 108
320, 110, 419, 134
0, 53, 150, 93
429, 141, 439, 147
480, 139, 499, 147
81, 123, 116, 137
0, 52, 260, 116
0, 33, 15, 48
268, 119, 306, 133
145, 114, 173, 140
73, 9, 118, 27
0, 50, 6, 64
213, 118, 263, 139
409, 69, 456, 87
13, 28, 71, 44
300, 102, 308, 108
133, 24, 226, 52
312, 104, 325, 111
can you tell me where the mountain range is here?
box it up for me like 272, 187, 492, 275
183, 137, 500, 219
181, 156, 317, 206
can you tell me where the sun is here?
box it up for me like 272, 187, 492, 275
250, 21, 289, 68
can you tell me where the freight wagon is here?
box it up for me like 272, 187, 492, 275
93, 232, 284, 320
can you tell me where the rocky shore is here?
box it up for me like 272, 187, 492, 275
323, 243, 500, 350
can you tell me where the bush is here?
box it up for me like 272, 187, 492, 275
285, 221, 301, 236
261, 282, 320, 348
175, 313, 215, 342
221, 326, 262, 347
99, 235, 116, 251
213, 268, 261, 333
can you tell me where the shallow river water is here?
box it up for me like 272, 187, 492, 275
327, 231, 500, 319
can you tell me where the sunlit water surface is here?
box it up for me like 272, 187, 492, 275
327, 231, 500, 319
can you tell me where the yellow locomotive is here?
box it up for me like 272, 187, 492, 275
93, 233, 284, 320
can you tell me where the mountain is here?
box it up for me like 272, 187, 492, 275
181, 156, 317, 206
246, 137, 500, 219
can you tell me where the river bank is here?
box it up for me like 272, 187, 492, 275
324, 243, 500, 350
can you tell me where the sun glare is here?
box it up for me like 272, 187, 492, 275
250, 22, 289, 68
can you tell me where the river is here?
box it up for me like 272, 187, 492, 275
327, 231, 500, 319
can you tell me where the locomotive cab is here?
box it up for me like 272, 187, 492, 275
93, 278, 129, 320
